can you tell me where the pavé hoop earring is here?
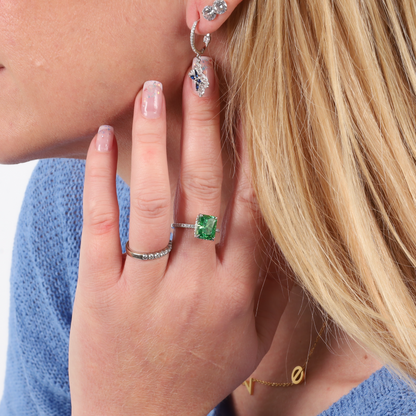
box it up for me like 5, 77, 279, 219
189, 20, 211, 97
202, 0, 228, 21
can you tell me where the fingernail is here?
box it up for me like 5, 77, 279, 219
191, 57, 214, 97
96, 125, 114, 152
141, 80, 163, 119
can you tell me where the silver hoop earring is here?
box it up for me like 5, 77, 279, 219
202, 0, 228, 21
189, 20, 211, 97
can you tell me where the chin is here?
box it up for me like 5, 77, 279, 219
0, 132, 91, 165
0, 148, 42, 165
0, 139, 31, 165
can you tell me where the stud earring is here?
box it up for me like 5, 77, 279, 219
189, 20, 211, 97
202, 0, 228, 21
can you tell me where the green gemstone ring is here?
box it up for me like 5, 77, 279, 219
171, 214, 220, 241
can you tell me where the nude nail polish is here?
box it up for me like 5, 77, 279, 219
96, 125, 114, 152
141, 81, 163, 119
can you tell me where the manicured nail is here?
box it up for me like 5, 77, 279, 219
96, 125, 114, 152
191, 57, 214, 97
141, 80, 163, 119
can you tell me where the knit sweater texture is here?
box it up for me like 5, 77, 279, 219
1, 158, 416, 415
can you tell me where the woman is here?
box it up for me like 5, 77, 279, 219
1, 0, 416, 414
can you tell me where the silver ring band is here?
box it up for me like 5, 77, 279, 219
171, 223, 220, 233
126, 233, 173, 260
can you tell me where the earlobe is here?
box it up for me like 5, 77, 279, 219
186, 0, 244, 35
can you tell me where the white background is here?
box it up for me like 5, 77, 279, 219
0, 161, 38, 398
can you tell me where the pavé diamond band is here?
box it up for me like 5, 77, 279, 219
126, 233, 173, 260
172, 214, 220, 241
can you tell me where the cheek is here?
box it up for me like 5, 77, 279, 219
0, 0, 189, 165
0, 6, 141, 163
0, 49, 136, 164
21, 53, 135, 133
35, 15, 138, 122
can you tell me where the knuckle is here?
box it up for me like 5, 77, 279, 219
88, 166, 112, 183
132, 192, 170, 220
187, 106, 218, 126
86, 207, 119, 236
136, 131, 163, 145
181, 173, 222, 201
170, 286, 203, 322
235, 187, 261, 215
218, 271, 253, 316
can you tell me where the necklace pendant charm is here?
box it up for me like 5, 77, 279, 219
291, 366, 305, 384
189, 56, 210, 97
243, 377, 255, 395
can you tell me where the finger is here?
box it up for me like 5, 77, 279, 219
218, 121, 264, 284
174, 57, 222, 253
128, 81, 171, 271
254, 255, 296, 354
79, 126, 122, 291
218, 123, 294, 351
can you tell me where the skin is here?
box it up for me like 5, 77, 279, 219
0, 0, 383, 414
0, 0, 192, 165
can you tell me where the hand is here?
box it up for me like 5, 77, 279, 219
69, 62, 292, 416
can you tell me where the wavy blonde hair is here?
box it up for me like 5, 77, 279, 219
225, 0, 416, 390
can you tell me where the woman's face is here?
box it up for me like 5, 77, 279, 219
0, 0, 194, 164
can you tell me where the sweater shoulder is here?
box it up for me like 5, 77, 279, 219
23, 157, 86, 215
320, 366, 416, 415
1, 158, 87, 415
11, 158, 88, 315
16, 158, 87, 280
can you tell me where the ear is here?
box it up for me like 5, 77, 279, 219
186, 0, 245, 35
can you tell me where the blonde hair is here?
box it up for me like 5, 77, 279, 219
226, 0, 416, 390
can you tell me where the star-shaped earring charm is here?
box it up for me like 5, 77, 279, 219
189, 58, 210, 97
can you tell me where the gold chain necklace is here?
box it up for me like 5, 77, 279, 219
242, 321, 327, 395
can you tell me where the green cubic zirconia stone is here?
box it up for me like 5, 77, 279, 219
195, 214, 218, 241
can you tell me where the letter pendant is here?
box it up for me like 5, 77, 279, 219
243, 378, 255, 395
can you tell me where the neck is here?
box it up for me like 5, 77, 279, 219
231, 284, 384, 416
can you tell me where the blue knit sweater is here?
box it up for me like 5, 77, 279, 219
1, 158, 416, 415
